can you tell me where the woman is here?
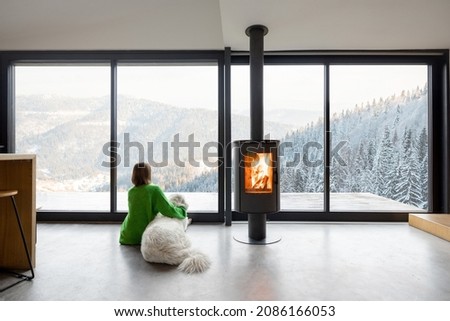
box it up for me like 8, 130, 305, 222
119, 162, 187, 245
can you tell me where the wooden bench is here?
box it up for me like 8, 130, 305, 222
409, 214, 450, 242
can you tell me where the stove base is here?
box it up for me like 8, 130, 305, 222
233, 234, 281, 245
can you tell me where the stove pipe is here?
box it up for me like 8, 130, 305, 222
246, 25, 268, 141
234, 25, 281, 244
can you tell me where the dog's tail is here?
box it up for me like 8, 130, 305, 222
178, 249, 211, 274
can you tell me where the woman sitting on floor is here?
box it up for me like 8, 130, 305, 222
119, 162, 187, 245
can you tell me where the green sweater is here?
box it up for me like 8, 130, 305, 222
119, 184, 187, 245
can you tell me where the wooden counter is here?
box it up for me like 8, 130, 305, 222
0, 154, 36, 269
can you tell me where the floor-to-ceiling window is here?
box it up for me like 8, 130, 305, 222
11, 55, 222, 219
15, 64, 111, 211
329, 65, 428, 212
229, 54, 442, 220
2, 50, 447, 221
116, 63, 219, 212
231, 64, 325, 211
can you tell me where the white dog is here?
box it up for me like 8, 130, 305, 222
140, 195, 211, 273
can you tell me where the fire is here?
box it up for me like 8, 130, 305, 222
244, 152, 273, 193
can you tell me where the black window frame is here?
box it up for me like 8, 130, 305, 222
229, 50, 449, 222
1, 49, 448, 223
0, 51, 225, 223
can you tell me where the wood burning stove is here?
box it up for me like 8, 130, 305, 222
234, 140, 280, 214
233, 25, 281, 244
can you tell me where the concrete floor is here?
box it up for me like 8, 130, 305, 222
1, 221, 450, 301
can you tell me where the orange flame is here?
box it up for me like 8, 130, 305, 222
244, 152, 273, 194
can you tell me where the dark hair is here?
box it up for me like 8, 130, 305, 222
131, 162, 152, 186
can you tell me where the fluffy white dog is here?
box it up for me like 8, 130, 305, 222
140, 195, 211, 273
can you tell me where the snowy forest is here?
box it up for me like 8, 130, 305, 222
16, 84, 428, 210
280, 85, 428, 209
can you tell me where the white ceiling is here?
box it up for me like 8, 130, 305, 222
0, 0, 449, 51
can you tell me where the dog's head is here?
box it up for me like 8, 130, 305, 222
170, 194, 189, 210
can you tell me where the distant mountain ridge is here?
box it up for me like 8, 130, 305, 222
16, 86, 429, 210
15, 95, 287, 192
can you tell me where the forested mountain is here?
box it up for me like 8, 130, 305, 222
17, 95, 111, 192
280, 85, 428, 209
16, 85, 428, 209
15, 95, 286, 193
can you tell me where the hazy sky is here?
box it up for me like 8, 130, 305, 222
233, 65, 427, 113
15, 64, 427, 114
15, 65, 218, 110
329, 65, 427, 111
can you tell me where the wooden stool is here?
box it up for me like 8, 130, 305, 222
0, 190, 35, 292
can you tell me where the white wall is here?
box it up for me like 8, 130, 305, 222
0, 0, 224, 50
0, 0, 449, 51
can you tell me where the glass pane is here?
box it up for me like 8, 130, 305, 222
117, 64, 218, 212
330, 65, 428, 212
231, 65, 325, 211
15, 65, 111, 211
